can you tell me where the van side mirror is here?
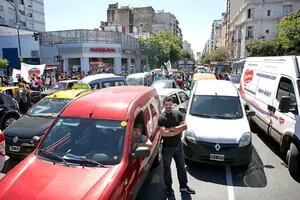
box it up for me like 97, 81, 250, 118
132, 146, 150, 159
279, 96, 291, 113
32, 136, 41, 146
179, 107, 186, 114
246, 110, 255, 117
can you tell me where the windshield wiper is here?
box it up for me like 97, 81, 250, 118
191, 113, 215, 118
38, 148, 70, 167
71, 157, 106, 168
211, 115, 237, 119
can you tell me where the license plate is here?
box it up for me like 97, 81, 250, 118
9, 146, 20, 152
210, 154, 225, 161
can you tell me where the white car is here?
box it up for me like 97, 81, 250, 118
0, 131, 5, 172
157, 88, 189, 112
183, 80, 254, 165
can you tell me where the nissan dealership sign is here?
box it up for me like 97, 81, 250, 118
90, 48, 116, 53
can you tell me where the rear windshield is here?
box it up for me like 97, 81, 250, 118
127, 77, 144, 86
190, 95, 243, 119
28, 98, 70, 117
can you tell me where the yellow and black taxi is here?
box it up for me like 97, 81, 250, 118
3, 87, 93, 159
0, 86, 42, 103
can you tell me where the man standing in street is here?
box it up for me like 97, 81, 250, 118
158, 96, 195, 196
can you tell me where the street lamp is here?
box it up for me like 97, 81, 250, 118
5, 0, 22, 58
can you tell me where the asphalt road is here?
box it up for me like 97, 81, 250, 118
1, 127, 299, 200
137, 128, 300, 200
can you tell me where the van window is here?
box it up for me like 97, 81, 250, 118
178, 91, 189, 103
276, 77, 296, 104
132, 111, 148, 152
115, 81, 125, 86
90, 83, 100, 89
149, 104, 158, 117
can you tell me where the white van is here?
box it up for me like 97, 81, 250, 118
79, 73, 126, 89
126, 72, 153, 86
183, 80, 253, 166
240, 56, 300, 174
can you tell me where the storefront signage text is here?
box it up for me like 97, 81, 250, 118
90, 48, 116, 53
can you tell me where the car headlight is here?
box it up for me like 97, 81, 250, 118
184, 130, 197, 144
239, 132, 252, 147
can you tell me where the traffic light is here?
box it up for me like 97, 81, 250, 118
33, 32, 39, 41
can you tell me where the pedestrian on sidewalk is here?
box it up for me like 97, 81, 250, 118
158, 96, 195, 196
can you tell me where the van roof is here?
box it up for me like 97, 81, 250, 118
194, 80, 238, 97
61, 86, 157, 120
80, 73, 124, 83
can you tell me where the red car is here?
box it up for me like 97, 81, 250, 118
0, 86, 162, 200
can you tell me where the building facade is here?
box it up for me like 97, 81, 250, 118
228, 0, 300, 59
0, 0, 45, 32
103, 3, 182, 38
39, 29, 141, 74
211, 19, 222, 50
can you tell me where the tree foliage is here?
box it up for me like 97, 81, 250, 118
0, 58, 9, 69
246, 11, 300, 56
140, 32, 182, 68
201, 47, 230, 64
180, 50, 193, 60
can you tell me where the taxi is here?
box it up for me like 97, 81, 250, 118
0, 86, 41, 104
3, 87, 93, 159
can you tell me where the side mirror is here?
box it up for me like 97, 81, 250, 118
132, 146, 150, 159
179, 107, 186, 114
246, 110, 255, 117
279, 96, 291, 113
32, 136, 41, 146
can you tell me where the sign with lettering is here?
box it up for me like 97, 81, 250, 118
90, 48, 116, 53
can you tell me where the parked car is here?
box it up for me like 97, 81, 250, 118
0, 86, 162, 200
157, 88, 189, 113
4, 88, 93, 159
183, 80, 253, 166
0, 86, 41, 104
79, 73, 126, 89
0, 131, 5, 172
240, 56, 300, 174
151, 80, 180, 90
41, 80, 78, 98
0, 93, 20, 130
126, 72, 153, 86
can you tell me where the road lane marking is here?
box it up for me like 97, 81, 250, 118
225, 165, 235, 200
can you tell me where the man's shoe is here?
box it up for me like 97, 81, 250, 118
166, 188, 174, 196
180, 186, 196, 194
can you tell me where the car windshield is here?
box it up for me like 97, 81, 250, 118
52, 82, 67, 89
37, 117, 125, 166
230, 74, 241, 84
27, 98, 70, 117
127, 77, 144, 85
190, 95, 243, 119
152, 81, 171, 88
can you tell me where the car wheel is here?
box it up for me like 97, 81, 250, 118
287, 143, 300, 175
2, 115, 19, 129
152, 143, 162, 168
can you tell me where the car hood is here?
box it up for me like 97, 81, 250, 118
0, 156, 119, 200
186, 114, 250, 143
4, 115, 54, 138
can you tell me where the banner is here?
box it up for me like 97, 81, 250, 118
12, 69, 21, 83
21, 63, 46, 82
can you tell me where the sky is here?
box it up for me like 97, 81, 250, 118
44, 0, 226, 54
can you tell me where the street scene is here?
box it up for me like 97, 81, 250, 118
0, 0, 300, 200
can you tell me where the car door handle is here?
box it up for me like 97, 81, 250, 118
267, 105, 276, 113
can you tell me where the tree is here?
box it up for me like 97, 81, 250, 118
180, 50, 193, 60
0, 58, 9, 69
140, 32, 182, 69
201, 47, 230, 64
277, 11, 300, 55
246, 40, 284, 56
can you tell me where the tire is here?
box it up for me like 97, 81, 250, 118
2, 114, 19, 130
152, 143, 162, 168
287, 143, 300, 175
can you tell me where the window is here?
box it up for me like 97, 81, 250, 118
27, 13, 33, 17
0, 5, 3, 12
267, 10, 271, 16
276, 77, 296, 104
19, 0, 24, 5
266, 29, 269, 34
247, 8, 254, 19
246, 26, 254, 39
283, 5, 293, 16
149, 104, 158, 118
90, 83, 100, 89
19, 10, 25, 15
170, 93, 180, 105
178, 92, 189, 103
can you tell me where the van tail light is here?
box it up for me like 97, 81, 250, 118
0, 132, 5, 157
